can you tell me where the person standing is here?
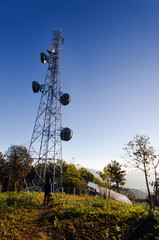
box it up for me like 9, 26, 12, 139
44, 179, 52, 205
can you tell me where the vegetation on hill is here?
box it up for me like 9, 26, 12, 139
0, 191, 159, 240
0, 149, 104, 192
0, 138, 159, 209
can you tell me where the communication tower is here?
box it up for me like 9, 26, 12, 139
29, 30, 72, 192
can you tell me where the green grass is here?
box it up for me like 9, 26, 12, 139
0, 192, 159, 240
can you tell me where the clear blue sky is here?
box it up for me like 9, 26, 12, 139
1, 0, 159, 170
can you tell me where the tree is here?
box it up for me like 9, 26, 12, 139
6, 145, 33, 191
62, 162, 86, 188
150, 158, 159, 204
78, 167, 94, 183
149, 146, 159, 205
26, 165, 36, 186
107, 160, 126, 191
123, 134, 157, 209
98, 161, 126, 191
60, 162, 99, 189
0, 152, 5, 192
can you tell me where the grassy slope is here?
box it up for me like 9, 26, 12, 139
0, 192, 159, 240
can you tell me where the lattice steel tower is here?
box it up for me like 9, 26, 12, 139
29, 30, 72, 192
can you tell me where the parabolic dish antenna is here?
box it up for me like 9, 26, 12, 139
47, 45, 55, 53
40, 52, 48, 64
32, 81, 40, 93
60, 93, 71, 106
60, 127, 73, 141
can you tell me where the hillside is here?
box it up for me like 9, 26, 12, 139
0, 192, 159, 240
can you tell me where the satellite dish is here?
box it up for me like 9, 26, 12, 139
40, 52, 48, 64
32, 81, 40, 93
60, 93, 71, 106
47, 45, 55, 53
60, 128, 73, 141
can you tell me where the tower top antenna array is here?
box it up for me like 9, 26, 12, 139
29, 30, 72, 192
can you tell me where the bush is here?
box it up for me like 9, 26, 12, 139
0, 191, 42, 213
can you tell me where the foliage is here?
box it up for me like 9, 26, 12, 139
62, 162, 87, 188
107, 160, 126, 191
0, 191, 41, 213
4, 145, 33, 191
0, 152, 5, 192
98, 160, 126, 191
150, 158, 159, 204
0, 151, 104, 192
61, 161, 98, 188
123, 134, 157, 209
78, 167, 94, 183
25, 165, 36, 184
0, 191, 159, 240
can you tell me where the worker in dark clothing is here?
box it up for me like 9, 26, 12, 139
44, 179, 52, 205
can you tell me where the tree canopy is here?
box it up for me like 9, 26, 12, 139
62, 162, 98, 188
98, 160, 126, 191
5, 145, 33, 191
0, 152, 5, 192
107, 160, 126, 191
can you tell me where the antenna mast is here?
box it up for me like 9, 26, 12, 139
29, 30, 72, 192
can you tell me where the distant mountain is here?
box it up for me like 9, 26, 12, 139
129, 189, 147, 199
125, 172, 154, 192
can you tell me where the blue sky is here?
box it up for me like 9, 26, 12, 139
1, 0, 159, 171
